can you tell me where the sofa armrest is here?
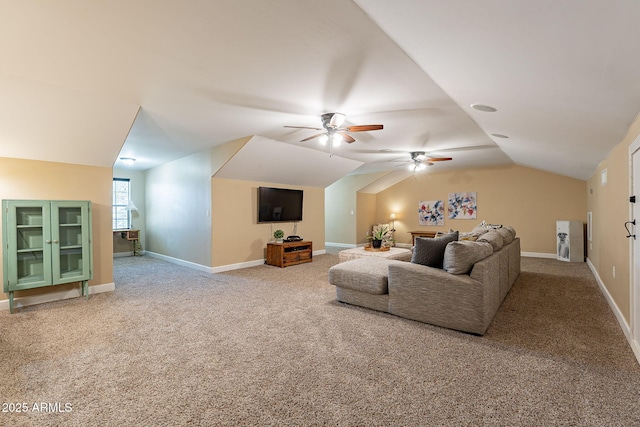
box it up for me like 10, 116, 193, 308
387, 262, 496, 335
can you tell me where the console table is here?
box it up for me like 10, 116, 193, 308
114, 229, 142, 256
266, 240, 313, 268
408, 230, 437, 245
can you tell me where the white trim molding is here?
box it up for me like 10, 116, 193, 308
587, 257, 640, 365
146, 249, 327, 274
145, 251, 213, 273
521, 251, 557, 259
325, 242, 357, 248
0, 282, 115, 312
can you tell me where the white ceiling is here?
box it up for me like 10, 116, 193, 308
214, 136, 363, 188
2, 1, 639, 183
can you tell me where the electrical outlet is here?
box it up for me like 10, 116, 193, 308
613, 266, 616, 278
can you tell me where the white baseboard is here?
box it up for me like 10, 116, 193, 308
144, 251, 213, 273
211, 259, 265, 273
145, 250, 265, 274
586, 257, 640, 365
326, 242, 357, 248
522, 251, 557, 259
147, 249, 328, 274
0, 282, 115, 312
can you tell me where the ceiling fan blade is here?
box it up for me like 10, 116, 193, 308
300, 132, 326, 142
339, 132, 356, 143
427, 157, 453, 162
284, 125, 324, 131
345, 124, 384, 132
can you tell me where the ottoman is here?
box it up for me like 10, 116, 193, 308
338, 246, 412, 263
328, 257, 407, 312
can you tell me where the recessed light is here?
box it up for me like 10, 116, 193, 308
471, 104, 497, 112
491, 133, 509, 138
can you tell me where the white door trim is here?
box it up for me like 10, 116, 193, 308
628, 135, 640, 358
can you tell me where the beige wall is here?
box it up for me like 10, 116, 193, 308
211, 178, 325, 267
0, 157, 113, 299
587, 114, 640, 323
375, 165, 587, 252
112, 167, 146, 255
145, 151, 213, 267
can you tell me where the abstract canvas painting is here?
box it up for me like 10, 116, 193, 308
418, 200, 445, 225
448, 192, 477, 219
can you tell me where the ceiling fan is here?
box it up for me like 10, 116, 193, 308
408, 151, 452, 171
285, 113, 383, 149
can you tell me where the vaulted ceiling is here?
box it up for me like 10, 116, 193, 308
2, 0, 639, 183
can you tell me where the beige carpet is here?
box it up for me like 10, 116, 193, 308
1, 254, 639, 426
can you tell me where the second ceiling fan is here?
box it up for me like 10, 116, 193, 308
409, 151, 452, 171
285, 113, 383, 147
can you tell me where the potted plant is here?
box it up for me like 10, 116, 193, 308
273, 229, 285, 242
370, 225, 389, 249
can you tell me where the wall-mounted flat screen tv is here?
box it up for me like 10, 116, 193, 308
258, 187, 303, 223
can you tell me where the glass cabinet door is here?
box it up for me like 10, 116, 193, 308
50, 201, 92, 285
3, 201, 52, 290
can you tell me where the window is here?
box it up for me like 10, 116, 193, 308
113, 178, 131, 230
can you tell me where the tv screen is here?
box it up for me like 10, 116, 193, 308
258, 187, 303, 223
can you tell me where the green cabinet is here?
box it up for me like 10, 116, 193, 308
2, 200, 93, 313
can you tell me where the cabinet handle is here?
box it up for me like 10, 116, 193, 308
53, 240, 59, 244
46, 240, 52, 244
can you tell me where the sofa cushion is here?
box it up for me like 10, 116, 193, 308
459, 233, 478, 241
329, 257, 406, 295
471, 221, 493, 235
495, 227, 514, 244
411, 231, 458, 268
443, 241, 494, 274
477, 230, 504, 251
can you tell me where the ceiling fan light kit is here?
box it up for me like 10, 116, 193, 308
285, 112, 383, 156
409, 162, 427, 171
411, 151, 427, 162
406, 150, 454, 174
326, 112, 346, 128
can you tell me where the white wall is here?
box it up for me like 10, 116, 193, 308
145, 151, 213, 267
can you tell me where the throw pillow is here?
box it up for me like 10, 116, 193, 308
476, 230, 504, 251
411, 231, 458, 268
443, 241, 494, 274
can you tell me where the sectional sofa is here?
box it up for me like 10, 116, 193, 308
328, 225, 521, 335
